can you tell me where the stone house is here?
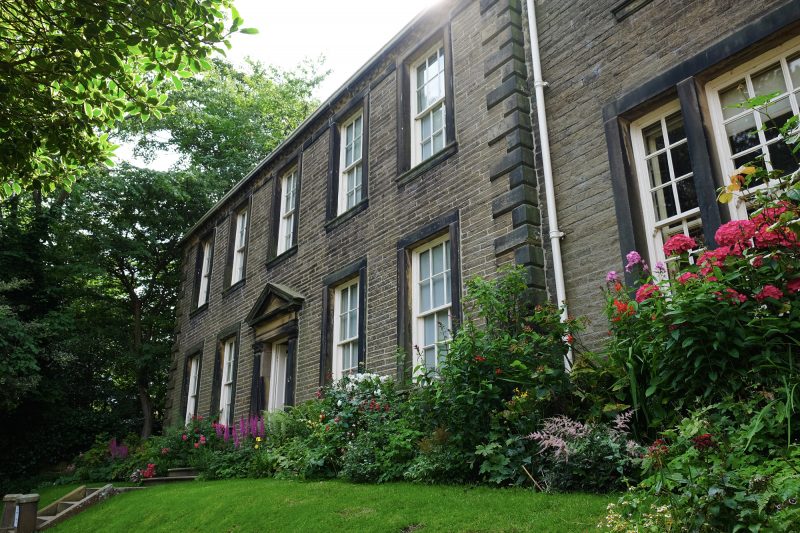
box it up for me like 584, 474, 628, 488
164, 0, 800, 426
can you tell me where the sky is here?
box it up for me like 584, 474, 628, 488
117, 0, 441, 168
227, 0, 442, 101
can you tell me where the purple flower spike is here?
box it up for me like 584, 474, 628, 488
605, 271, 619, 283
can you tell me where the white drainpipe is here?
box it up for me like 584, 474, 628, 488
525, 0, 570, 368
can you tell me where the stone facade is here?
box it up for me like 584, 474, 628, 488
165, 0, 800, 426
164, 0, 544, 426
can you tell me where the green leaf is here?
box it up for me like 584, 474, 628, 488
239, 27, 259, 35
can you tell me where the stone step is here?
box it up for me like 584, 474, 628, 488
38, 486, 86, 517
56, 501, 79, 513
167, 467, 199, 478
142, 475, 196, 486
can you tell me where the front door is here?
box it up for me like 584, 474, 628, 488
268, 342, 288, 412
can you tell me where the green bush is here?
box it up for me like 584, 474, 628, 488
412, 268, 578, 484
603, 401, 800, 531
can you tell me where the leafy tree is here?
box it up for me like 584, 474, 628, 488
0, 0, 255, 198
122, 57, 327, 192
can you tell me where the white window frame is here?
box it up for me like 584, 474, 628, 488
411, 234, 452, 374
268, 341, 288, 412
332, 279, 359, 380
631, 101, 704, 271
706, 35, 800, 220
197, 240, 212, 307
410, 44, 447, 166
231, 209, 248, 285
219, 338, 235, 425
338, 112, 364, 215
184, 355, 200, 425
277, 169, 298, 255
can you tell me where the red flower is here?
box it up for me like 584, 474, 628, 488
715, 219, 755, 247
646, 438, 669, 458
635, 283, 659, 303
611, 299, 635, 322
716, 287, 747, 304
473, 355, 486, 363
663, 234, 696, 256
755, 284, 784, 302
788, 278, 800, 294
566, 334, 574, 345
677, 272, 699, 284
495, 368, 503, 375
194, 442, 200, 449
614, 281, 623, 292
691, 433, 716, 451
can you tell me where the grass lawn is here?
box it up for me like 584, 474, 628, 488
50, 479, 613, 532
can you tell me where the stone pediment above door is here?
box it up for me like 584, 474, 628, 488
245, 283, 304, 337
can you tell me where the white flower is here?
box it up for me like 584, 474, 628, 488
337, 399, 342, 407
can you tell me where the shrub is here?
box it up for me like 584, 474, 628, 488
407, 268, 576, 483
528, 411, 642, 493
602, 150, 800, 431
602, 401, 800, 531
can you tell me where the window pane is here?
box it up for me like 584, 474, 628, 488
433, 274, 445, 308
431, 243, 444, 274
720, 81, 748, 120
432, 105, 443, 131
433, 131, 444, 153
420, 279, 431, 312
664, 112, 685, 144
788, 54, 800, 89
647, 152, 670, 189
345, 144, 353, 166
416, 63, 425, 90
421, 113, 431, 139
763, 97, 793, 140
445, 271, 451, 304
346, 122, 354, 145
436, 310, 451, 340
671, 142, 692, 178
642, 122, 664, 154
752, 62, 787, 97
652, 185, 677, 221
675, 177, 698, 212
419, 249, 430, 279
726, 114, 759, 154
421, 140, 432, 160
350, 284, 358, 310
424, 314, 436, 345
348, 310, 358, 338
767, 140, 798, 174
424, 347, 436, 370
339, 312, 348, 341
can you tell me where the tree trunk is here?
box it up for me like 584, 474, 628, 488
130, 294, 153, 438
138, 375, 153, 438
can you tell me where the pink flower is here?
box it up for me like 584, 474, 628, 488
635, 283, 659, 303
194, 442, 200, 448
755, 284, 784, 302
606, 270, 620, 283
715, 220, 755, 247
788, 278, 800, 294
716, 288, 747, 304
181, 434, 188, 441
677, 272, 699, 284
663, 234, 696, 256
199, 435, 206, 444
625, 251, 642, 272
